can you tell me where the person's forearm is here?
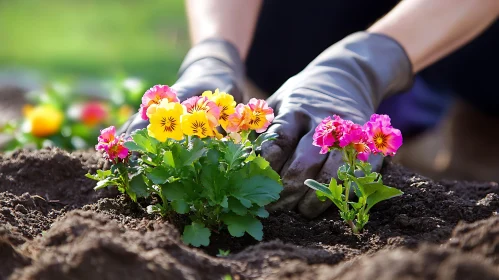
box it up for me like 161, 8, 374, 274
186, 0, 262, 60
369, 0, 499, 73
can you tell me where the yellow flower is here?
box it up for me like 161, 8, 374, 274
24, 105, 64, 137
202, 89, 236, 130
147, 102, 184, 141
181, 110, 214, 138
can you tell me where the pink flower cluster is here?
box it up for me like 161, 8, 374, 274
312, 114, 403, 161
95, 126, 129, 161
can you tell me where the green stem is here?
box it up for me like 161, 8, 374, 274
348, 220, 359, 234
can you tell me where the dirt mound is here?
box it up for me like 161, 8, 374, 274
1, 148, 499, 279
0, 148, 117, 208
270, 245, 499, 280
12, 210, 235, 280
0, 238, 31, 280
0, 192, 63, 246
448, 215, 499, 264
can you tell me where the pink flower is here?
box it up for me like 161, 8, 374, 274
369, 114, 393, 127
312, 115, 346, 154
364, 114, 403, 156
247, 98, 274, 133
95, 126, 129, 161
226, 104, 252, 133
139, 85, 179, 120
339, 123, 371, 161
81, 101, 108, 126
181, 96, 221, 128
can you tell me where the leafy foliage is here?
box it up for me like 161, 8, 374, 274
305, 160, 402, 233
87, 129, 282, 246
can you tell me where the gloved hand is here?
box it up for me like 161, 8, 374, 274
262, 32, 413, 218
120, 38, 245, 136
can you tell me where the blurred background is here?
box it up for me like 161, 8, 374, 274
0, 0, 189, 85
0, 0, 190, 151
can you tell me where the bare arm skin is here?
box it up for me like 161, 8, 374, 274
369, 0, 499, 73
185, 0, 262, 60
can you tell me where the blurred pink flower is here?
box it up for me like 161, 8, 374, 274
81, 101, 108, 126
139, 85, 179, 120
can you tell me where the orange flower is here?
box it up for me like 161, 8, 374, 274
24, 105, 64, 137
225, 104, 252, 133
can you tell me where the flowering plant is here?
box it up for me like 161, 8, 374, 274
304, 114, 403, 233
0, 77, 141, 150
86, 85, 282, 247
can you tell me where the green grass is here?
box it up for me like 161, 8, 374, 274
0, 0, 190, 85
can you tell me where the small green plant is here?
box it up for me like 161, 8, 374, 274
87, 85, 282, 246
305, 114, 403, 233
217, 249, 231, 257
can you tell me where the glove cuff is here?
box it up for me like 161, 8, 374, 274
178, 38, 244, 80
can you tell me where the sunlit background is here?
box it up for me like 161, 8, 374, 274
0, 0, 189, 84
0, 0, 191, 151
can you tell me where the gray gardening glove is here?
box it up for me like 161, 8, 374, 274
262, 32, 413, 218
120, 38, 245, 136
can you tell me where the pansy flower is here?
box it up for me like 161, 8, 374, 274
247, 98, 274, 133
181, 110, 214, 138
139, 85, 179, 120
202, 89, 236, 130
181, 96, 220, 129
226, 104, 252, 133
147, 101, 184, 141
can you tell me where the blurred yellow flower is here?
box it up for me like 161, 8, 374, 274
202, 89, 236, 130
181, 111, 213, 138
147, 101, 184, 142
23, 105, 64, 137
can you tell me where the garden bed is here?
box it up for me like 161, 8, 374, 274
1, 147, 499, 279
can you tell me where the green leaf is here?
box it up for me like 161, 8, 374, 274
316, 190, 329, 202
172, 200, 190, 214
329, 178, 343, 201
172, 138, 207, 167
224, 141, 250, 169
337, 164, 349, 181
146, 165, 172, 185
227, 197, 248, 215
253, 132, 278, 150
94, 178, 118, 190
129, 128, 158, 154
252, 207, 269, 218
161, 181, 186, 201
248, 156, 281, 183
182, 222, 211, 247
222, 214, 263, 240
163, 150, 175, 168
304, 179, 332, 196
200, 163, 229, 204
129, 174, 149, 198
124, 141, 141, 152
230, 175, 283, 207
366, 185, 403, 212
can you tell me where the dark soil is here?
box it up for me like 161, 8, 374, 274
1, 148, 499, 279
